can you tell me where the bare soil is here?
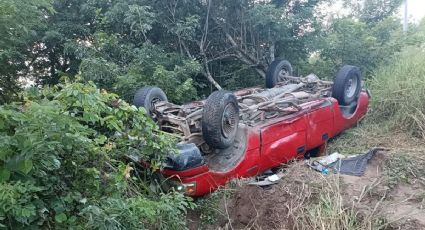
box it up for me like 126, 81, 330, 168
339, 152, 425, 230
190, 151, 425, 230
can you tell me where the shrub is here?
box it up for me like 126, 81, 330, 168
0, 81, 194, 229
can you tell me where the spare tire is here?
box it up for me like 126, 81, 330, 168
332, 65, 362, 105
266, 59, 293, 88
202, 90, 239, 149
133, 86, 167, 116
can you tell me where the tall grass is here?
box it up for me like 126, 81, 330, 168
369, 46, 425, 138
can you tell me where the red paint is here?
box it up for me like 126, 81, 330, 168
160, 92, 369, 196
161, 165, 209, 178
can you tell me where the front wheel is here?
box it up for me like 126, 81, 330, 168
202, 91, 239, 149
132, 86, 168, 116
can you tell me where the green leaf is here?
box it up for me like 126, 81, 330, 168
18, 160, 33, 174
0, 169, 10, 182
94, 135, 107, 144
109, 121, 122, 132
55, 213, 67, 223
0, 147, 10, 161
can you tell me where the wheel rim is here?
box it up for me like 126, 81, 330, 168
148, 97, 163, 114
221, 103, 238, 138
345, 76, 358, 98
277, 68, 289, 82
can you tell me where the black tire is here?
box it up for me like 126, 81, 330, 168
133, 86, 167, 115
332, 65, 362, 105
266, 59, 293, 88
202, 91, 239, 149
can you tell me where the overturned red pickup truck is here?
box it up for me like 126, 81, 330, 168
133, 60, 369, 196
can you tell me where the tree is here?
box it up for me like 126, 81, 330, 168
0, 0, 53, 103
1, 0, 333, 102
302, 17, 403, 77
147, 0, 327, 91
344, 0, 403, 24
299, 0, 404, 78
33, 0, 107, 85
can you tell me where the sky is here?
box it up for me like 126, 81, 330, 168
400, 0, 425, 23
328, 0, 425, 24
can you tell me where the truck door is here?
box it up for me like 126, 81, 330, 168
306, 100, 334, 150
259, 114, 307, 170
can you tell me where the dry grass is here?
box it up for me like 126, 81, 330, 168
276, 164, 392, 230
209, 161, 391, 230
327, 118, 425, 156
207, 149, 425, 230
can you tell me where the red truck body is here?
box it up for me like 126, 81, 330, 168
161, 91, 369, 196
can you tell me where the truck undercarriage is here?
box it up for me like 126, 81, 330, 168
151, 74, 333, 153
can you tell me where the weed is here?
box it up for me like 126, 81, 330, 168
190, 188, 233, 228
326, 118, 391, 154
384, 153, 425, 188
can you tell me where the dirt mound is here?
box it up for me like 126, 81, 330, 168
220, 162, 328, 229
212, 151, 425, 230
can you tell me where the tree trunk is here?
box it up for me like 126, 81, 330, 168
201, 54, 222, 90
270, 44, 275, 61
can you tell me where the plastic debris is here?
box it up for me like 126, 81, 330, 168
267, 174, 280, 182
248, 172, 284, 186
307, 148, 386, 177
306, 152, 346, 173
328, 148, 385, 176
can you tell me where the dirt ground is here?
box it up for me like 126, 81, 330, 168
338, 152, 425, 229
341, 153, 425, 229
188, 151, 425, 230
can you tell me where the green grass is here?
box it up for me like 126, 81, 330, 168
368, 46, 425, 138
384, 152, 425, 188
328, 45, 425, 155
326, 119, 391, 154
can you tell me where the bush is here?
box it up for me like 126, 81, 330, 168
369, 46, 425, 138
0, 81, 194, 229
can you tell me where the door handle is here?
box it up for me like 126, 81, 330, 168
297, 145, 305, 154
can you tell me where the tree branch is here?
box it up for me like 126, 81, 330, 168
201, 58, 222, 90
223, 31, 266, 78
198, 0, 222, 90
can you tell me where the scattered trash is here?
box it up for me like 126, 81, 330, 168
307, 147, 386, 177
248, 172, 285, 186
249, 148, 387, 188
306, 152, 346, 174
329, 148, 386, 176
267, 174, 280, 182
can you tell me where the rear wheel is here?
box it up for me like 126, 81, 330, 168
202, 91, 239, 149
133, 86, 167, 116
266, 59, 293, 88
332, 65, 362, 105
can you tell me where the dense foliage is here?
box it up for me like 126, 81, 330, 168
0, 81, 193, 228
1, 0, 404, 104
0, 0, 417, 228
